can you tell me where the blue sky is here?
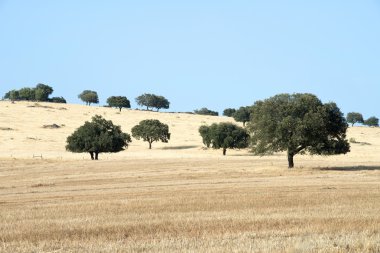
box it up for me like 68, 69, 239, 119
1, 1, 379, 117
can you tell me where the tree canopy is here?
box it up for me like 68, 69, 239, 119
66, 115, 131, 160
18, 87, 35, 101
131, 119, 170, 149
247, 93, 350, 168
152, 95, 170, 111
4, 90, 19, 101
223, 108, 236, 117
107, 96, 131, 111
135, 93, 170, 111
4, 83, 59, 102
50, 97, 67, 103
199, 125, 212, 148
78, 90, 99, 105
346, 112, 364, 126
199, 122, 249, 155
363, 116, 379, 127
34, 83, 54, 101
233, 106, 252, 126
194, 107, 219, 116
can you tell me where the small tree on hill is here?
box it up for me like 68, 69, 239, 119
248, 93, 350, 168
135, 93, 170, 111
363, 116, 379, 127
136, 93, 153, 110
199, 123, 249, 155
194, 107, 219, 116
66, 115, 131, 160
107, 96, 131, 111
223, 108, 236, 117
131, 119, 170, 149
79, 90, 99, 105
233, 106, 251, 126
346, 112, 364, 126
152, 95, 170, 111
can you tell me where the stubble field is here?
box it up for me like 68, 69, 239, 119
0, 101, 379, 252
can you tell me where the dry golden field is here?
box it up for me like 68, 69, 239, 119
0, 101, 379, 252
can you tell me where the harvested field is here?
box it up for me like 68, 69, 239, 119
0, 101, 379, 252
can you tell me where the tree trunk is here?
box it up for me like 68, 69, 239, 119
119, 107, 122, 112
90, 152, 94, 160
149, 142, 152, 149
95, 152, 99, 160
223, 148, 227, 156
243, 121, 246, 127
287, 151, 294, 168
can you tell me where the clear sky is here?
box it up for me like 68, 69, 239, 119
1, 0, 379, 117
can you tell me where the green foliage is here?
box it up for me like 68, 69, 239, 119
198, 125, 212, 147
152, 95, 170, 111
3, 91, 10, 99
248, 93, 350, 168
5, 90, 19, 101
78, 90, 99, 105
363, 116, 379, 127
199, 123, 249, 155
233, 106, 251, 126
223, 108, 236, 117
66, 115, 131, 160
34, 83, 53, 101
135, 93, 170, 111
135, 93, 153, 110
49, 97, 67, 103
18, 87, 35, 101
131, 119, 170, 149
346, 112, 364, 126
107, 96, 131, 111
4, 83, 55, 102
194, 107, 219, 116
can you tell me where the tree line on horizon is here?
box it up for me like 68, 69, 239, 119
345, 112, 379, 127
78, 90, 170, 112
3, 86, 170, 112
4, 85, 378, 127
3, 84, 66, 103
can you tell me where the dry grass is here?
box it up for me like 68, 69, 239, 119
0, 101, 379, 252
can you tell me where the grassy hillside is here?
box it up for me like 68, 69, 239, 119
0, 101, 238, 159
0, 100, 379, 252
1, 100, 379, 164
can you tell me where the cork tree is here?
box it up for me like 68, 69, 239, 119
131, 119, 170, 149
363, 116, 379, 127
78, 90, 99, 105
248, 93, 350, 168
346, 112, 364, 126
199, 122, 249, 155
66, 115, 131, 160
107, 96, 131, 112
233, 106, 252, 126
